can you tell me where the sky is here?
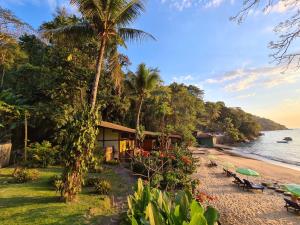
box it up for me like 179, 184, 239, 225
1, 0, 300, 128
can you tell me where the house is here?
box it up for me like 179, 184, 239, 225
97, 121, 135, 160
195, 132, 217, 148
97, 121, 182, 161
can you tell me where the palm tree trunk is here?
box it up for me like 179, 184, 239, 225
90, 37, 107, 110
136, 95, 144, 130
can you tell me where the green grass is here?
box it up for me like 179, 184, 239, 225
0, 166, 132, 225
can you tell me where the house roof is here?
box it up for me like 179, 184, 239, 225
196, 133, 215, 138
99, 121, 136, 133
99, 121, 182, 139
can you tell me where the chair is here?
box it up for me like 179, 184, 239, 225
223, 168, 230, 177
284, 198, 300, 213
243, 179, 264, 192
232, 176, 245, 188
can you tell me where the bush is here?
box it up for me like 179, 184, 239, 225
27, 141, 58, 168
150, 173, 163, 188
49, 175, 61, 186
85, 176, 102, 187
94, 180, 112, 195
48, 175, 64, 193
12, 168, 39, 183
105, 160, 120, 166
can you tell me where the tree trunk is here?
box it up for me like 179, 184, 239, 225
1, 66, 5, 89
136, 95, 144, 130
24, 111, 28, 161
90, 37, 107, 111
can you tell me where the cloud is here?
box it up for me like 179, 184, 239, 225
172, 74, 194, 82
235, 93, 256, 99
160, 0, 234, 11
265, 0, 300, 14
204, 0, 225, 8
206, 65, 300, 92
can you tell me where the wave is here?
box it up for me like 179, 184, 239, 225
250, 152, 300, 167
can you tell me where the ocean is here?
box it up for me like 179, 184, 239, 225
233, 129, 300, 171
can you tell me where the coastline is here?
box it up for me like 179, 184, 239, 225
192, 147, 300, 225
192, 147, 300, 184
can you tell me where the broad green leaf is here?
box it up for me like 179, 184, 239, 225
190, 200, 204, 217
175, 191, 189, 220
204, 206, 220, 225
131, 216, 139, 225
189, 213, 207, 225
145, 202, 164, 225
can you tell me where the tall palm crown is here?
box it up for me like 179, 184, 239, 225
43, 0, 154, 110
126, 63, 160, 130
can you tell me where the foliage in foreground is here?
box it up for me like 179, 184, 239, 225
126, 179, 219, 225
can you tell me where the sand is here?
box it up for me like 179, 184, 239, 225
191, 147, 300, 225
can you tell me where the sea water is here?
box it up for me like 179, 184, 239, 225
234, 129, 300, 170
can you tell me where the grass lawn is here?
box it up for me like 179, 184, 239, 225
0, 166, 133, 225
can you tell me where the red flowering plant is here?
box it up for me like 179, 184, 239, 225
194, 191, 217, 204
140, 149, 150, 158
171, 146, 197, 174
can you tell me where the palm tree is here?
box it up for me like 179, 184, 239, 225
43, 0, 154, 111
126, 63, 160, 132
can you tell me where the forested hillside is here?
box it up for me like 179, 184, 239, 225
252, 116, 287, 131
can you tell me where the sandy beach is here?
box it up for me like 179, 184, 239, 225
192, 147, 300, 225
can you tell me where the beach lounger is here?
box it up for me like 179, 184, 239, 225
243, 179, 265, 192
284, 198, 300, 213
224, 169, 235, 177
223, 168, 230, 176
232, 176, 245, 188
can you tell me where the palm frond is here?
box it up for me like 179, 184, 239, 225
113, 0, 145, 27
41, 22, 95, 43
146, 72, 160, 90
71, 0, 104, 22
118, 28, 156, 42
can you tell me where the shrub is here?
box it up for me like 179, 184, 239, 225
85, 176, 102, 187
105, 160, 120, 166
48, 175, 64, 194
49, 175, 61, 186
94, 180, 112, 195
27, 141, 58, 168
12, 168, 39, 183
150, 173, 163, 188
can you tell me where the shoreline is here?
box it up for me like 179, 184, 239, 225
214, 143, 300, 172
192, 147, 300, 225
191, 147, 300, 184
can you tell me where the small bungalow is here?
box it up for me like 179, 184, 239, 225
195, 132, 217, 148
97, 121, 135, 161
97, 121, 181, 161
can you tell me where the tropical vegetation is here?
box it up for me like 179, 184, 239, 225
0, 1, 291, 224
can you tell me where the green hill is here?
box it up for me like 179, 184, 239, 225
252, 116, 287, 131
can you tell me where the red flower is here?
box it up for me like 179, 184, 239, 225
181, 156, 192, 165
195, 192, 217, 203
141, 150, 150, 158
